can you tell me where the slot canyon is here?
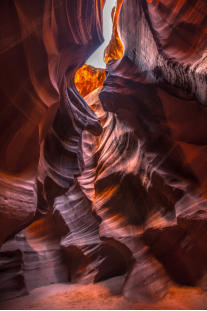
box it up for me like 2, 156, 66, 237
1, 0, 207, 309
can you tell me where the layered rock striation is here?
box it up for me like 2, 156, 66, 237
0, 0, 104, 248
0, 0, 104, 301
99, 0, 207, 295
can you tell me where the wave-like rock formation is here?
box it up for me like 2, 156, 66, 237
0, 215, 68, 302
0, 0, 104, 301
99, 0, 207, 295
79, 88, 171, 300
0, 0, 104, 248
0, 0, 105, 244
100, 0, 207, 201
54, 180, 127, 284
1, 0, 207, 305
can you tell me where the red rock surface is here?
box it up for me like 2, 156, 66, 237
99, 0, 207, 298
0, 0, 104, 301
0, 0, 103, 245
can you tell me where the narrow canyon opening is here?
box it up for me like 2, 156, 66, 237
1, 0, 207, 310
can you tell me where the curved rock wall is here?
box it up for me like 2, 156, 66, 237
0, 0, 104, 247
118, 0, 207, 103
100, 0, 207, 204
99, 0, 207, 295
0, 0, 104, 301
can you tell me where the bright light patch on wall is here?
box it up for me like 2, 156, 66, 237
86, 0, 116, 69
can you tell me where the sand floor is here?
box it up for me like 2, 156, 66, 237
1, 276, 207, 310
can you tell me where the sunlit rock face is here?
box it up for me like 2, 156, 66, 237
104, 0, 124, 64
75, 64, 106, 97
74, 0, 123, 98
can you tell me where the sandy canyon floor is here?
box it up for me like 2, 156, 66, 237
1, 276, 207, 310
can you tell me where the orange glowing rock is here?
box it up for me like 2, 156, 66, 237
146, 0, 159, 3
75, 1, 124, 98
104, 0, 124, 64
75, 64, 106, 98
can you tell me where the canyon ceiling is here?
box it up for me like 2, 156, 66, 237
0, 0, 207, 304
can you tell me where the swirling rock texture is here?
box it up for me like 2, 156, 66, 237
0, 219, 68, 302
0, 0, 104, 302
1, 0, 207, 306
100, 0, 207, 297
0, 0, 104, 246
79, 88, 172, 300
